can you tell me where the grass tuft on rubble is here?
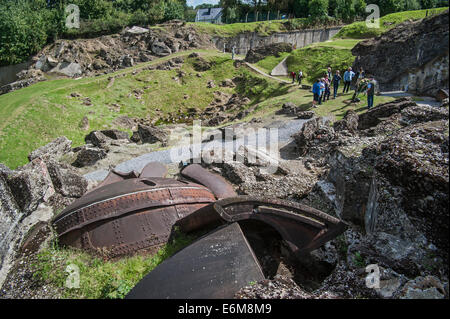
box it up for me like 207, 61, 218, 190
32, 231, 195, 299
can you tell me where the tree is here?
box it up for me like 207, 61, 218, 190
164, 0, 185, 20
293, 0, 309, 17
377, 0, 405, 14
353, 0, 367, 17
420, 0, 438, 8
335, 0, 355, 20
220, 0, 241, 22
328, 0, 339, 16
308, 0, 329, 19
404, 0, 422, 10
225, 6, 239, 23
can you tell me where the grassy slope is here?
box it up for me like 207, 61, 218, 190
254, 38, 359, 84
254, 52, 291, 75
0, 50, 288, 169
188, 19, 292, 37
243, 86, 395, 123
188, 17, 334, 37
285, 46, 355, 84
335, 7, 448, 39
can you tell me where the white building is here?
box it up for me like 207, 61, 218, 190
195, 8, 223, 24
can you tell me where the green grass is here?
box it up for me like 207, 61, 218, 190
335, 7, 449, 39
189, 18, 315, 37
307, 38, 362, 49
32, 231, 195, 299
189, 17, 342, 38
286, 46, 355, 84
189, 20, 291, 37
254, 52, 291, 75
253, 38, 361, 78
0, 50, 287, 169
244, 85, 396, 122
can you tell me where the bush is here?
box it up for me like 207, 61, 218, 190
164, 0, 185, 20
0, 0, 60, 66
308, 0, 330, 20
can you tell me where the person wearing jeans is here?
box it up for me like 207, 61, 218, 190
318, 78, 325, 105
366, 75, 375, 108
343, 67, 355, 93
332, 70, 341, 99
312, 79, 321, 108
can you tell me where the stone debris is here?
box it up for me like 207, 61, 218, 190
72, 146, 107, 168
245, 43, 293, 64
134, 124, 169, 146
1, 23, 214, 95
28, 136, 72, 162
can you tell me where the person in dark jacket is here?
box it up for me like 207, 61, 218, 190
366, 75, 376, 109
332, 70, 342, 99
323, 75, 331, 102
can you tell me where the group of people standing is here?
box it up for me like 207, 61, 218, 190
290, 70, 304, 85
310, 66, 376, 109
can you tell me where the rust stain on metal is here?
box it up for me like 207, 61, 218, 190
180, 164, 237, 199
52, 161, 345, 260
52, 177, 215, 258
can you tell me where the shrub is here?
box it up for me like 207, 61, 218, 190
0, 0, 58, 66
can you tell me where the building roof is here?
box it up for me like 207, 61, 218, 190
196, 8, 223, 21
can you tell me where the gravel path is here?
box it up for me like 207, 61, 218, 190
84, 117, 308, 181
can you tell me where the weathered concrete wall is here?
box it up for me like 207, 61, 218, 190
376, 52, 449, 94
212, 26, 342, 55
405, 52, 449, 95
352, 11, 449, 96
0, 61, 32, 87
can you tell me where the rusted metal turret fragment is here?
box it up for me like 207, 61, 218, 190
51, 162, 229, 258
174, 196, 348, 256
126, 196, 347, 299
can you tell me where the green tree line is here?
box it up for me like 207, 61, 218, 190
219, 0, 446, 23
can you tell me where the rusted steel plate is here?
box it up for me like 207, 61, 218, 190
180, 164, 237, 199
126, 222, 265, 299
52, 178, 216, 257
174, 196, 347, 256
87, 170, 139, 193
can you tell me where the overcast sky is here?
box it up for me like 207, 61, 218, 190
187, 0, 220, 8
